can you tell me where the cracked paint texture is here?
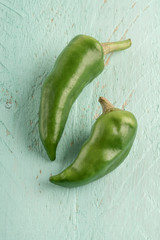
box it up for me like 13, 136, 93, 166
0, 0, 160, 239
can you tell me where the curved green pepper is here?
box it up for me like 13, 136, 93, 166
49, 97, 137, 187
39, 35, 131, 160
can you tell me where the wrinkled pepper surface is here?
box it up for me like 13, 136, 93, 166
39, 35, 131, 160
49, 97, 137, 187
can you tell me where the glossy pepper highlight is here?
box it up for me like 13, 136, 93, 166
49, 97, 137, 187
39, 35, 131, 160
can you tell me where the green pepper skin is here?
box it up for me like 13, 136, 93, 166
39, 35, 104, 160
49, 99, 137, 187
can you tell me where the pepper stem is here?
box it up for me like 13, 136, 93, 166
101, 39, 132, 55
99, 97, 115, 114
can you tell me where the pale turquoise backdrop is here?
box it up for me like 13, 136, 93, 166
0, 0, 160, 239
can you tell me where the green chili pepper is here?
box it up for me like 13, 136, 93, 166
39, 35, 131, 161
49, 97, 137, 187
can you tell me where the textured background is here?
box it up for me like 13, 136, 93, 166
0, 0, 160, 239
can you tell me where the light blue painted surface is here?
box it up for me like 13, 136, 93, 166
0, 0, 160, 239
